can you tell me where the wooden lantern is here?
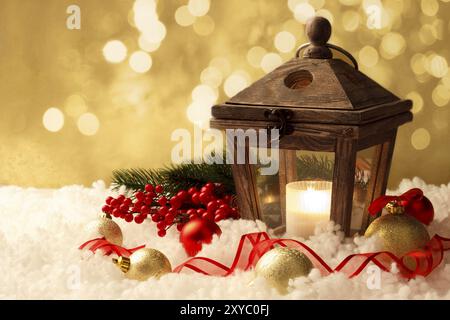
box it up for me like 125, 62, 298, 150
210, 17, 413, 236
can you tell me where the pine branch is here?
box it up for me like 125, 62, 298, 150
112, 162, 235, 196
296, 154, 334, 181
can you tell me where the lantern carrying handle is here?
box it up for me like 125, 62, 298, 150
295, 43, 359, 70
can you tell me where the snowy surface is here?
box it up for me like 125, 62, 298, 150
0, 177, 449, 299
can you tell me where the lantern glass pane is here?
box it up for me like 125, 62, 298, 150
252, 147, 282, 229
253, 148, 335, 230
294, 150, 335, 181
350, 145, 377, 233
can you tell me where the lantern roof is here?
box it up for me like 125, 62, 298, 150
211, 17, 412, 125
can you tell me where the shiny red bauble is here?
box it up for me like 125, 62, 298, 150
180, 218, 222, 256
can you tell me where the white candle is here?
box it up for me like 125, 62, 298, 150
286, 181, 332, 238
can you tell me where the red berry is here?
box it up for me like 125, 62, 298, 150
158, 196, 167, 206
191, 192, 201, 205
157, 221, 166, 230
119, 204, 129, 213
207, 201, 218, 214
219, 204, 230, 213
157, 229, 166, 237
105, 196, 113, 205
125, 214, 134, 222
117, 195, 126, 203
155, 185, 163, 193
134, 201, 143, 209
131, 206, 139, 213
110, 199, 120, 208
145, 184, 154, 192
112, 208, 121, 217
202, 212, 214, 220
123, 198, 132, 206
141, 213, 148, 220
223, 195, 232, 203
151, 214, 160, 222
188, 187, 198, 195
201, 186, 211, 194
214, 214, 225, 222
170, 196, 181, 209
136, 192, 145, 201
144, 197, 152, 205
204, 182, 215, 190
215, 208, 226, 217
165, 214, 174, 224
159, 206, 168, 215
186, 209, 197, 216
168, 207, 176, 215
134, 215, 144, 224
199, 192, 210, 204
140, 206, 150, 215
196, 208, 206, 215
230, 208, 239, 219
176, 224, 184, 231
177, 190, 189, 201
102, 205, 111, 213
120, 213, 126, 219
216, 199, 225, 206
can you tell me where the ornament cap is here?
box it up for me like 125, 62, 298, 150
113, 256, 131, 273
385, 201, 405, 214
100, 212, 112, 219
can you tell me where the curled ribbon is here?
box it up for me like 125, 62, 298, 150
79, 237, 145, 257
173, 232, 450, 279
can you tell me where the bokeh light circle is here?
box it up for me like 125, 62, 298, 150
261, 53, 283, 73
77, 113, 100, 136
103, 40, 127, 63
224, 71, 250, 97
274, 31, 296, 53
411, 128, 431, 150
129, 51, 153, 73
43, 108, 64, 132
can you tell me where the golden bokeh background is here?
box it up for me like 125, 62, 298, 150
0, 0, 449, 188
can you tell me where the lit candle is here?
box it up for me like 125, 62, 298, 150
286, 181, 332, 238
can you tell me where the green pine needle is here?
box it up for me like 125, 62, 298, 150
112, 162, 235, 196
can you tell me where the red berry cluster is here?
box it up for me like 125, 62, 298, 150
102, 183, 239, 237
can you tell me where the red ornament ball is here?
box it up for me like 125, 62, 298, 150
179, 218, 222, 256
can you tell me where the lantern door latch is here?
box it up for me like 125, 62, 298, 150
264, 109, 294, 138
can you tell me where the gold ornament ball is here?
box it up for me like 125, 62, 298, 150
114, 248, 172, 281
255, 247, 313, 294
365, 213, 430, 257
85, 215, 123, 246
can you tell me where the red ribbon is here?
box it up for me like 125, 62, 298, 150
173, 232, 450, 279
368, 188, 424, 216
79, 237, 145, 257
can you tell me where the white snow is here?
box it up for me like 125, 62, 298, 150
0, 177, 449, 299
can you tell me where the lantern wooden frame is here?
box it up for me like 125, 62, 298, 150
209, 17, 413, 236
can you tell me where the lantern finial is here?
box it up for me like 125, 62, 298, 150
303, 16, 332, 59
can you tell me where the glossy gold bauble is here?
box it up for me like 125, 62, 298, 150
86, 214, 123, 246
255, 247, 313, 294
113, 248, 172, 281
365, 212, 430, 257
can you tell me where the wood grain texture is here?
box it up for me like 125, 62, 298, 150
360, 131, 397, 232
212, 100, 412, 126
225, 58, 400, 112
229, 142, 261, 221
330, 138, 357, 236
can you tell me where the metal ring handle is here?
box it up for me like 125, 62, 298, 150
295, 42, 359, 70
